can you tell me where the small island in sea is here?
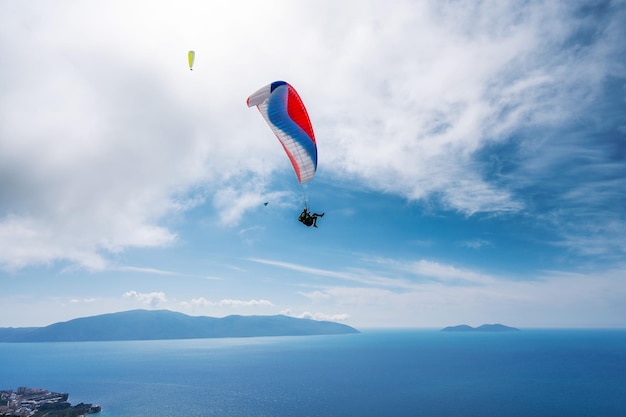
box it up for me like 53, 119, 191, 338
0, 309, 359, 343
441, 324, 520, 332
0, 387, 101, 416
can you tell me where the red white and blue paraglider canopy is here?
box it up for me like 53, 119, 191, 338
247, 81, 317, 184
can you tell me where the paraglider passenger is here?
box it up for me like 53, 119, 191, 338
298, 208, 324, 228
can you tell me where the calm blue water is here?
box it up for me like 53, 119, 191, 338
1, 329, 625, 416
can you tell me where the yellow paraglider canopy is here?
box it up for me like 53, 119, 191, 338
188, 51, 195, 70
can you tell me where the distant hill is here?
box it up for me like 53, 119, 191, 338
0, 310, 359, 342
441, 324, 520, 332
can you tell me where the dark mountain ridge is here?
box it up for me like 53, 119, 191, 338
0, 309, 359, 342
441, 324, 520, 332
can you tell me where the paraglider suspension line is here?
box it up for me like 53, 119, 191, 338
301, 186, 310, 211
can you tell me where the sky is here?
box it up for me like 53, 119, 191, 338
1, 0, 625, 329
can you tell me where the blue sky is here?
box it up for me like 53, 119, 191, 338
1, 0, 625, 328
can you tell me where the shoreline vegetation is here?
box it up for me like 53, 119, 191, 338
0, 387, 101, 416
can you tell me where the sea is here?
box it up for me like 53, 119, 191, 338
1, 329, 625, 417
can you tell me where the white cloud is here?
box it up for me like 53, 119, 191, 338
403, 259, 498, 286
459, 239, 491, 250
187, 297, 212, 307
298, 290, 332, 302
0, 0, 624, 272
70, 297, 96, 304
213, 186, 267, 227
289, 264, 626, 328
217, 299, 275, 307
249, 258, 355, 280
178, 297, 276, 317
252, 256, 500, 289
123, 291, 167, 308
281, 309, 350, 322
117, 266, 180, 276
183, 297, 274, 308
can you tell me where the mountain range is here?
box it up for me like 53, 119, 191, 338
0, 309, 359, 342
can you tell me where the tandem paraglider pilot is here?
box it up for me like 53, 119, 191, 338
298, 208, 324, 228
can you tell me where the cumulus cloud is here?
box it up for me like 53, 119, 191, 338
281, 309, 350, 322
178, 297, 276, 317
187, 297, 212, 307
123, 291, 167, 308
0, 0, 624, 270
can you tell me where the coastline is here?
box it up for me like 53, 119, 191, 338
0, 387, 100, 416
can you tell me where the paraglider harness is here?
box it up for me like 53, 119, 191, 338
298, 209, 315, 227
298, 208, 324, 227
